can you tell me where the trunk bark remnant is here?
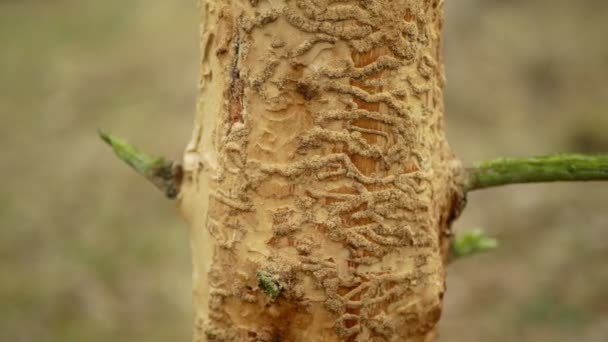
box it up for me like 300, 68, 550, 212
180, 1, 463, 341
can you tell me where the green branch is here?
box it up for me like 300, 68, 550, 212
465, 153, 608, 192
99, 130, 181, 199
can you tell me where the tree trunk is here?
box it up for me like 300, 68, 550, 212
179, 1, 463, 341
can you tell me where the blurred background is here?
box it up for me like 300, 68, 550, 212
1, 1, 606, 341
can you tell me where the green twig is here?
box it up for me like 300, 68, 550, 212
450, 229, 498, 262
465, 154, 608, 192
99, 130, 181, 199
258, 272, 282, 301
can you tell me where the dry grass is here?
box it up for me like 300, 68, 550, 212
1, 0, 606, 341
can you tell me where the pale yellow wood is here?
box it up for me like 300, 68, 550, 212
180, 1, 464, 341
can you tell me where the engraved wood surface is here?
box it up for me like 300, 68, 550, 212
181, 1, 463, 341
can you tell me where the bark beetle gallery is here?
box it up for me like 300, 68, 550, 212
182, 1, 461, 340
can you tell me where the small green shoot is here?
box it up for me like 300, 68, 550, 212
450, 229, 498, 261
258, 271, 282, 301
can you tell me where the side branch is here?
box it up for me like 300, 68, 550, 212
99, 130, 182, 199
465, 154, 608, 192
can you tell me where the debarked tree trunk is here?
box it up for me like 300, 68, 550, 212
179, 1, 464, 341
